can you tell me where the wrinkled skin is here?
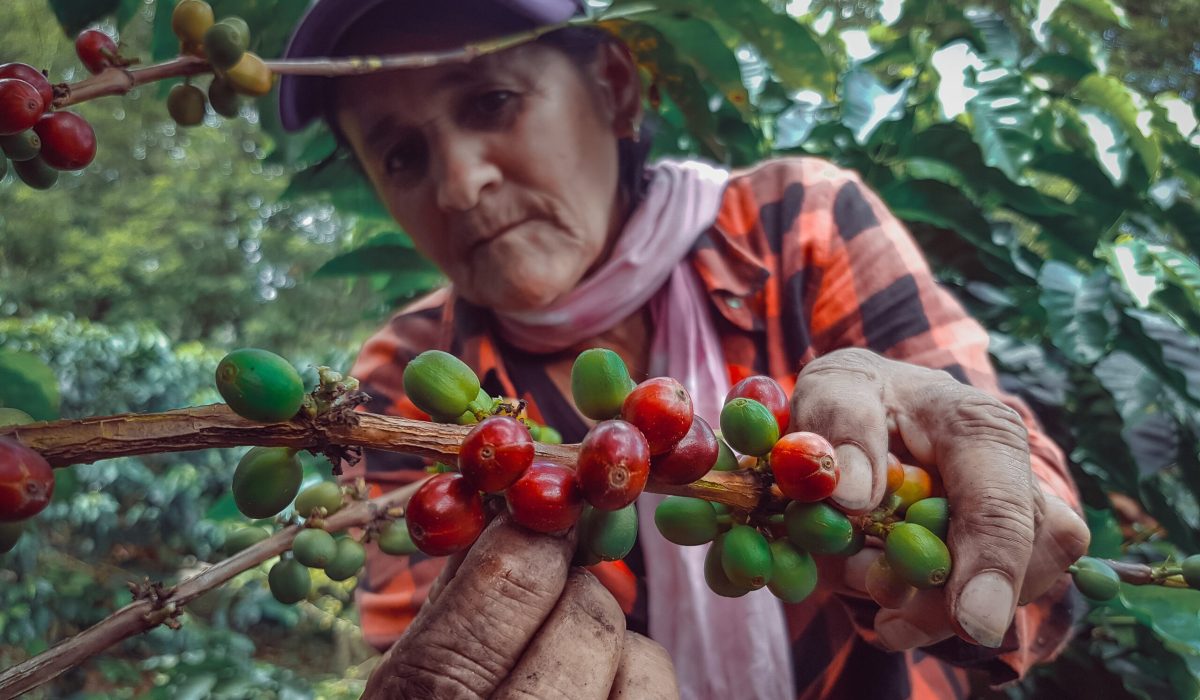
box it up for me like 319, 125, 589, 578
361, 516, 677, 699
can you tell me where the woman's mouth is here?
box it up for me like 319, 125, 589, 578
468, 220, 528, 257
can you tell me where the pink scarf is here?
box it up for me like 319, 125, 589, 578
495, 159, 794, 700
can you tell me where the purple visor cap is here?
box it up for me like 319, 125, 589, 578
278, 0, 584, 132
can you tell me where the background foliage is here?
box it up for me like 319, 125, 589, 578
1, 0, 1198, 696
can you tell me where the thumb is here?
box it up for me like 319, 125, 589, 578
938, 421, 1039, 648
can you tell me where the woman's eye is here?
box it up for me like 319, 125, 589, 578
383, 138, 426, 177
464, 90, 519, 127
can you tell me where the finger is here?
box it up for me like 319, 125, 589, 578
425, 548, 469, 607
608, 631, 680, 699
362, 514, 576, 700
425, 499, 507, 607
841, 546, 883, 596
791, 349, 890, 513
494, 569, 627, 699
874, 589, 956, 651
1019, 493, 1091, 605
895, 380, 1037, 648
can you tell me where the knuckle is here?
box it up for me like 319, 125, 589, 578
563, 570, 625, 633
793, 351, 885, 430
386, 639, 498, 699
1049, 508, 1091, 566
943, 392, 1028, 452
798, 348, 882, 385
957, 486, 1037, 558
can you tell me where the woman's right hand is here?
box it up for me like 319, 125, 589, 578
362, 514, 679, 699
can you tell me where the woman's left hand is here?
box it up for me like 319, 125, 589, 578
789, 348, 1091, 649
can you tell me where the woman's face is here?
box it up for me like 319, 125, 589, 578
335, 39, 634, 312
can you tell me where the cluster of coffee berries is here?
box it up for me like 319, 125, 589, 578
398, 350, 565, 554
205, 344, 1191, 610
222, 473, 369, 605
0, 408, 54, 553
648, 379, 954, 604
167, 0, 270, 128
0, 61, 97, 190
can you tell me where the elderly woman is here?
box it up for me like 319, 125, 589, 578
278, 1, 1090, 698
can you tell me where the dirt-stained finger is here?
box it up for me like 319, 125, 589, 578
425, 548, 469, 607
362, 515, 576, 699
607, 631, 680, 699
493, 568, 627, 699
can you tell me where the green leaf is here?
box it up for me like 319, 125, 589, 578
1037, 262, 1118, 364
901, 123, 1074, 217
605, 19, 726, 162
1063, 0, 1131, 28
880, 179, 1034, 284
0, 351, 60, 422
1117, 309, 1200, 409
1067, 365, 1141, 495
964, 64, 1039, 182
881, 179, 990, 242
635, 12, 753, 118
1028, 54, 1097, 90
967, 9, 1020, 66
1112, 237, 1200, 338
1084, 506, 1122, 559
48, 0, 120, 36
701, 1, 837, 100
379, 270, 449, 305
1077, 106, 1133, 186
1074, 74, 1161, 180
280, 153, 393, 224
840, 69, 911, 145
1139, 471, 1200, 553
1093, 351, 1180, 476
614, 0, 837, 100
315, 242, 439, 278
1048, 13, 1102, 65
150, 0, 180, 64
893, 0, 985, 51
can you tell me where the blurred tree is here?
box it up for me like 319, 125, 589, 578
1106, 0, 1200, 100
0, 0, 386, 358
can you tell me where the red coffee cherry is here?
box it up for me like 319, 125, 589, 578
578, 420, 650, 510
0, 79, 45, 136
0, 64, 53, 108
75, 29, 118, 75
0, 437, 55, 522
621, 377, 693, 455
651, 415, 719, 485
726, 376, 790, 435
34, 112, 96, 170
404, 472, 485, 556
770, 431, 839, 502
506, 462, 584, 533
458, 416, 534, 493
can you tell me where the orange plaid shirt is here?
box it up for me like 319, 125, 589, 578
342, 156, 1081, 699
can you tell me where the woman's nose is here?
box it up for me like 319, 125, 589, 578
433, 135, 502, 212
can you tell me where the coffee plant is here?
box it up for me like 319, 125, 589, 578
0, 0, 1198, 697
0, 341, 1189, 697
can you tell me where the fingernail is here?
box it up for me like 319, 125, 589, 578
876, 619, 932, 651
832, 444, 873, 512
956, 571, 1015, 648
